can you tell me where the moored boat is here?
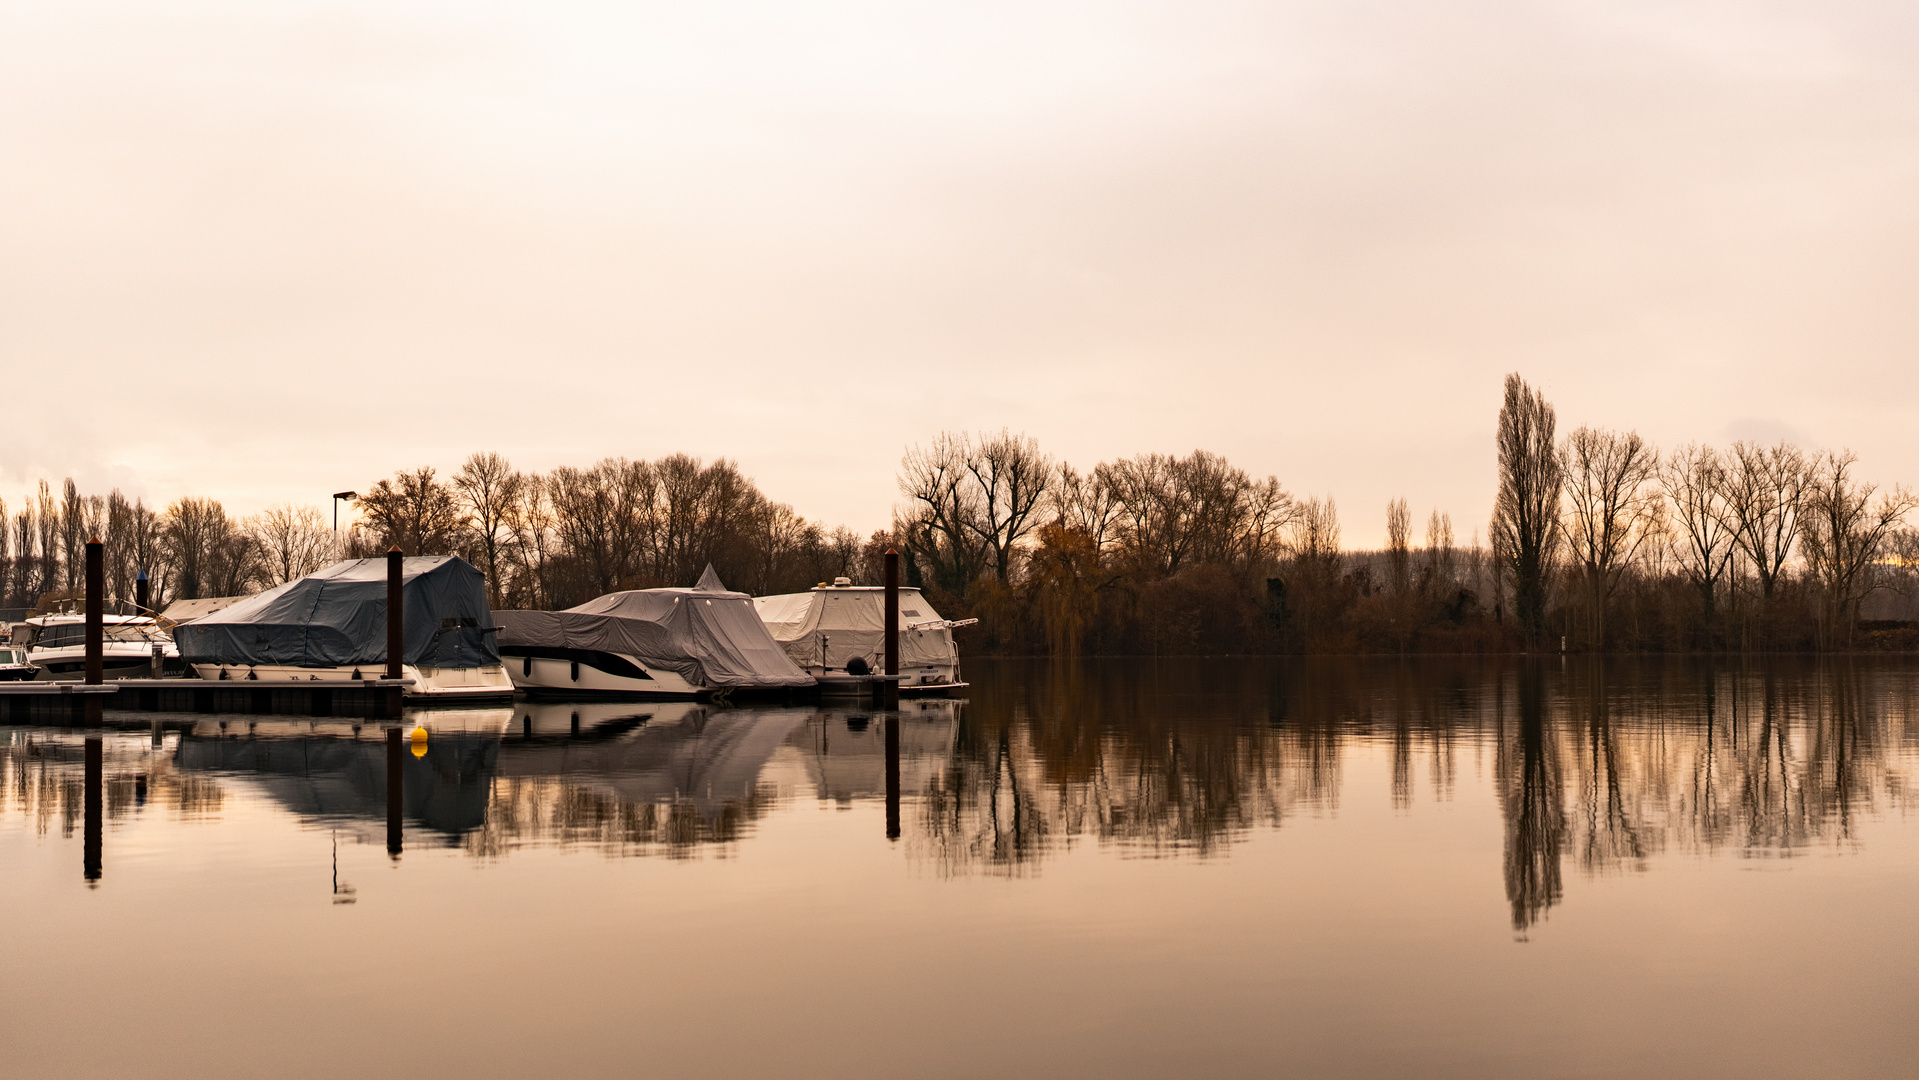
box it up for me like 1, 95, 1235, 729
753, 579, 972, 697
0, 645, 38, 681
496, 566, 814, 701
172, 556, 513, 700
11, 613, 182, 680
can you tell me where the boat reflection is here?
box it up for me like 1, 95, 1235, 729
172, 712, 510, 842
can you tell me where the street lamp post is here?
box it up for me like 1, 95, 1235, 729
332, 491, 358, 532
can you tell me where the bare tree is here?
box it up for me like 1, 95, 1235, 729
357, 466, 467, 556
547, 458, 653, 594
59, 478, 86, 592
1723, 441, 1811, 600
1425, 510, 1456, 595
504, 474, 558, 608
1053, 463, 1119, 552
961, 430, 1053, 584
1386, 498, 1411, 594
1560, 426, 1660, 648
105, 491, 134, 605
1661, 444, 1736, 629
1799, 451, 1918, 647
7, 502, 37, 605
1096, 450, 1292, 579
808, 524, 851, 582
34, 480, 58, 601
899, 433, 987, 595
1290, 496, 1342, 570
1492, 374, 1563, 647
250, 504, 338, 586
453, 452, 527, 607
164, 498, 256, 600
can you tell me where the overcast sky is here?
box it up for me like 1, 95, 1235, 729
4, 0, 1916, 547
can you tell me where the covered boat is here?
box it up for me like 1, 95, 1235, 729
172, 556, 512, 699
753, 580, 970, 696
495, 566, 814, 700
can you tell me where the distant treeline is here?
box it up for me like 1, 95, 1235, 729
5, 376, 1915, 651
899, 384, 1918, 654
0, 453, 869, 614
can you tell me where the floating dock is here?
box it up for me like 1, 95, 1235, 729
0, 678, 417, 721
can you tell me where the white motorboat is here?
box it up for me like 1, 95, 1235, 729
753, 579, 973, 696
11, 613, 182, 680
0, 645, 37, 681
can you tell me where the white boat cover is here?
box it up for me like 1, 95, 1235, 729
158, 596, 247, 627
174, 557, 499, 669
496, 567, 814, 689
753, 586, 956, 672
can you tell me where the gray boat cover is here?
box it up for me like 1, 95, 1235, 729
174, 557, 499, 669
494, 566, 813, 689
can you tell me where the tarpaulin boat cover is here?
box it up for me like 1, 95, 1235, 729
174, 557, 499, 669
753, 586, 956, 671
495, 566, 814, 689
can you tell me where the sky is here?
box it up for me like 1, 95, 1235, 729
4, 0, 1916, 547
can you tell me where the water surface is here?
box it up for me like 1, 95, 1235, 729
3, 658, 1916, 1078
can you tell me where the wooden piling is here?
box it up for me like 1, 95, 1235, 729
85, 539, 104, 726
134, 569, 149, 616
385, 548, 404, 681
884, 547, 900, 709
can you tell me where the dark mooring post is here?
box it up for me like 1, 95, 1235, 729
134, 568, 150, 615
84, 538, 105, 726
884, 546, 900, 709
884, 715, 900, 841
385, 548, 405, 680
84, 736, 103, 882
384, 547, 405, 718
385, 726, 404, 858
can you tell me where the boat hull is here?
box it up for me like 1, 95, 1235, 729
187, 662, 515, 700
502, 648, 705, 700
34, 648, 186, 681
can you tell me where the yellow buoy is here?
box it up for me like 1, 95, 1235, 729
410, 726, 429, 758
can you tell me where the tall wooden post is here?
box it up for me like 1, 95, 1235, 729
385, 548, 405, 681
884, 547, 900, 709
84, 539, 104, 726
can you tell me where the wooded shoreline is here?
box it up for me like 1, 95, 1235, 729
5, 376, 1914, 654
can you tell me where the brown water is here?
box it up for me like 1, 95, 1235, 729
3, 657, 1916, 1079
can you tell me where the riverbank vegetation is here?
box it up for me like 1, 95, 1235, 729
4, 374, 1914, 652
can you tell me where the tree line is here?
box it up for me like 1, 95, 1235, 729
0, 454, 869, 615
885, 387, 1916, 654
5, 379, 1913, 651
0, 481, 335, 613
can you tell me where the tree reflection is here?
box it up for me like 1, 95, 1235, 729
1497, 663, 1564, 931
921, 657, 1919, 932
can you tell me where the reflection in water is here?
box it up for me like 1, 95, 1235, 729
0, 728, 225, 840
2, 658, 1914, 927
932, 658, 1919, 926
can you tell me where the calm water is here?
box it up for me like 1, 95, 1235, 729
4, 658, 1917, 1079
